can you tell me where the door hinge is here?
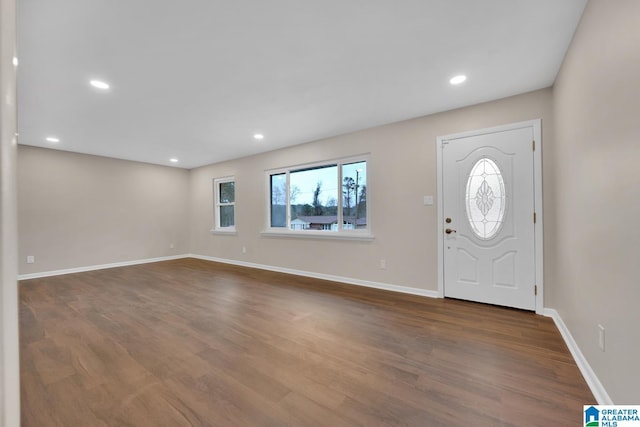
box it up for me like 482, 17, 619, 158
532, 140, 536, 151
534, 285, 538, 296
533, 212, 537, 223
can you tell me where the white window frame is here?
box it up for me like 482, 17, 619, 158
262, 155, 373, 241
212, 176, 236, 234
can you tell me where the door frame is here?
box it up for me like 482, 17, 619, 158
436, 119, 544, 313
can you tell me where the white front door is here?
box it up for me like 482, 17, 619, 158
440, 123, 538, 310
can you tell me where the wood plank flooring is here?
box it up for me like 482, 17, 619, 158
20, 258, 594, 426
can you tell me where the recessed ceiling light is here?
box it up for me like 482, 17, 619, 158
169, 158, 179, 163
45, 136, 60, 143
253, 133, 264, 140
90, 80, 110, 90
449, 75, 467, 85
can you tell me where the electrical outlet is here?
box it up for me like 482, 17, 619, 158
242, 246, 247, 254
379, 259, 386, 270
598, 325, 605, 351
169, 243, 174, 249
27, 255, 35, 264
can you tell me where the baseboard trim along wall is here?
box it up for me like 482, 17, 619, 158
17, 253, 440, 300
17, 254, 190, 281
17, 254, 609, 404
188, 253, 441, 299
541, 308, 613, 405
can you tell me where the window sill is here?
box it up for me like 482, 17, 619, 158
210, 229, 237, 236
260, 230, 375, 241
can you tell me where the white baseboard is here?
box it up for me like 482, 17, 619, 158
187, 253, 440, 299
541, 308, 612, 405
17, 254, 190, 281
18, 253, 439, 300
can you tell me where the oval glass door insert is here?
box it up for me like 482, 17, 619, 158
465, 157, 506, 239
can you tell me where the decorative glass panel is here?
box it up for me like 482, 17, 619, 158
465, 158, 506, 239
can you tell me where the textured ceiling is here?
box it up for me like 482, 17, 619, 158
17, 0, 587, 168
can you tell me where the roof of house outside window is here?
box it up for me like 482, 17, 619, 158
294, 216, 366, 225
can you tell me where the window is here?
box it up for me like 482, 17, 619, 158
267, 157, 369, 237
465, 158, 505, 239
213, 177, 235, 232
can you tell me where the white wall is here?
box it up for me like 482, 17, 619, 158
189, 89, 553, 294
17, 146, 190, 275
0, 0, 20, 423
551, 0, 640, 403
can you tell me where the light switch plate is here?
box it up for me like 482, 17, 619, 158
423, 195, 434, 206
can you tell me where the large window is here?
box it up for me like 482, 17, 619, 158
268, 157, 368, 235
213, 177, 235, 232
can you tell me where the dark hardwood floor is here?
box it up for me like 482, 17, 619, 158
19, 258, 593, 426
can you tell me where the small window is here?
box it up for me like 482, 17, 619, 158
266, 157, 368, 236
214, 177, 235, 232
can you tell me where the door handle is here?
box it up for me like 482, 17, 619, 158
445, 228, 457, 234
